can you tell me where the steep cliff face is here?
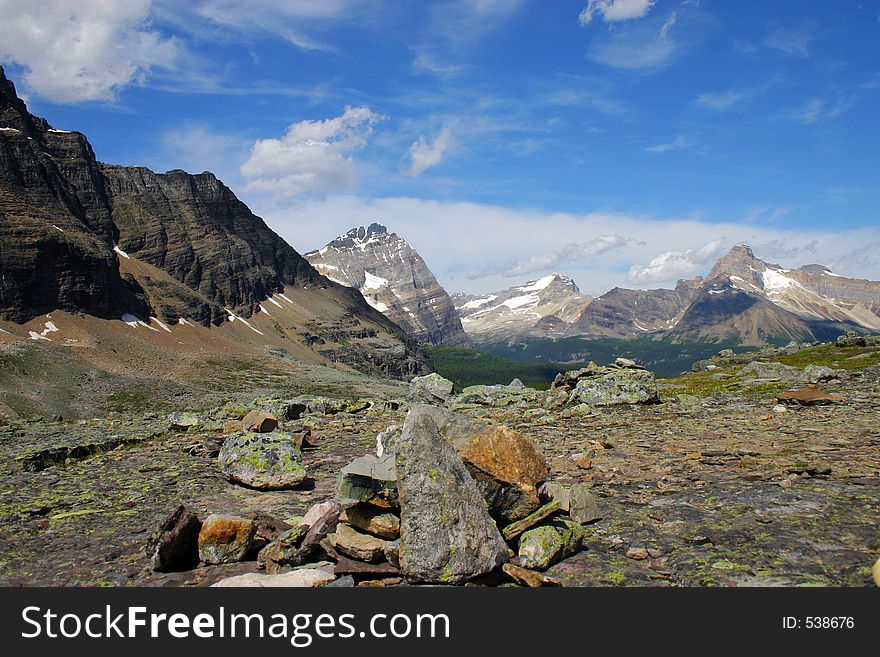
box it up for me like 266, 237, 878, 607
305, 223, 471, 346
0, 67, 149, 323
571, 286, 691, 338
101, 165, 324, 325
0, 66, 428, 378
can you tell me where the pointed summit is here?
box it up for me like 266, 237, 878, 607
304, 225, 470, 346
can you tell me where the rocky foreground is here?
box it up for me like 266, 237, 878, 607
0, 336, 878, 587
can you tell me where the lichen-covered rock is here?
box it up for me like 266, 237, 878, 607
569, 368, 659, 406
740, 361, 800, 381
517, 520, 585, 570
801, 364, 837, 384
336, 454, 398, 509
145, 505, 202, 572
168, 412, 200, 431
198, 514, 256, 564
218, 432, 307, 490
257, 525, 308, 573
396, 406, 509, 584
376, 424, 401, 457
453, 384, 543, 408
408, 373, 454, 404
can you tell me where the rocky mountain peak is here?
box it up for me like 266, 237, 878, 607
305, 225, 470, 346
0, 65, 51, 137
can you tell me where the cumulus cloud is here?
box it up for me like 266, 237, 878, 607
502, 234, 642, 277
406, 127, 452, 177
645, 135, 693, 154
0, 0, 178, 103
579, 0, 655, 25
627, 238, 726, 284
240, 106, 383, 200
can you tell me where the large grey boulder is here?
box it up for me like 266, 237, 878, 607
453, 383, 543, 408
396, 406, 509, 584
740, 361, 800, 381
568, 368, 659, 406
408, 405, 547, 523
218, 432, 307, 490
408, 373, 454, 405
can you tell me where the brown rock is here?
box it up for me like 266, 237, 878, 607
502, 563, 561, 587
626, 547, 649, 560
242, 411, 279, 433
332, 555, 400, 576
328, 523, 387, 563
776, 388, 843, 406
198, 515, 256, 564
300, 507, 340, 557
339, 504, 400, 539
301, 501, 336, 528
145, 505, 202, 572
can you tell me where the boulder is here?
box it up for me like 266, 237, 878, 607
517, 520, 585, 570
328, 523, 387, 563
300, 507, 340, 557
257, 525, 308, 573
408, 373, 454, 405
569, 484, 600, 524
415, 406, 548, 523
801, 364, 837, 384
384, 540, 401, 569
168, 412, 200, 431
241, 410, 278, 433
776, 388, 843, 406
502, 563, 561, 587
569, 368, 660, 406
339, 504, 400, 539
218, 432, 307, 490
145, 505, 202, 572
198, 515, 256, 564
336, 454, 398, 509
740, 361, 800, 381
396, 406, 509, 584
212, 570, 335, 588
538, 483, 570, 513
454, 383, 542, 408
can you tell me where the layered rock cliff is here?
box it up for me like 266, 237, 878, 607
305, 224, 471, 346
0, 66, 428, 378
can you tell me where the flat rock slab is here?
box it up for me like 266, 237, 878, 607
212, 569, 335, 587
777, 388, 843, 405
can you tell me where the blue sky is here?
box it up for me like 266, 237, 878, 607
1, 0, 878, 295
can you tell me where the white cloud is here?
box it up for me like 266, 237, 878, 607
579, 0, 655, 25
251, 195, 880, 296
627, 238, 726, 284
645, 135, 693, 154
499, 234, 643, 278
588, 11, 679, 69
788, 98, 825, 125
764, 23, 815, 57
406, 127, 452, 177
695, 89, 745, 111
240, 106, 383, 200
0, 0, 179, 103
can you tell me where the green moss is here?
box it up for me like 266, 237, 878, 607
607, 571, 626, 585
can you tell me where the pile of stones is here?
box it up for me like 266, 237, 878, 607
146, 405, 602, 587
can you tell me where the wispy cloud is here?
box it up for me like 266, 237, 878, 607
406, 127, 452, 177
645, 135, 693, 154
500, 234, 644, 278
588, 11, 680, 69
695, 89, 746, 111
763, 22, 816, 57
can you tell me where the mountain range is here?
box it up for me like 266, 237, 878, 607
0, 65, 427, 380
